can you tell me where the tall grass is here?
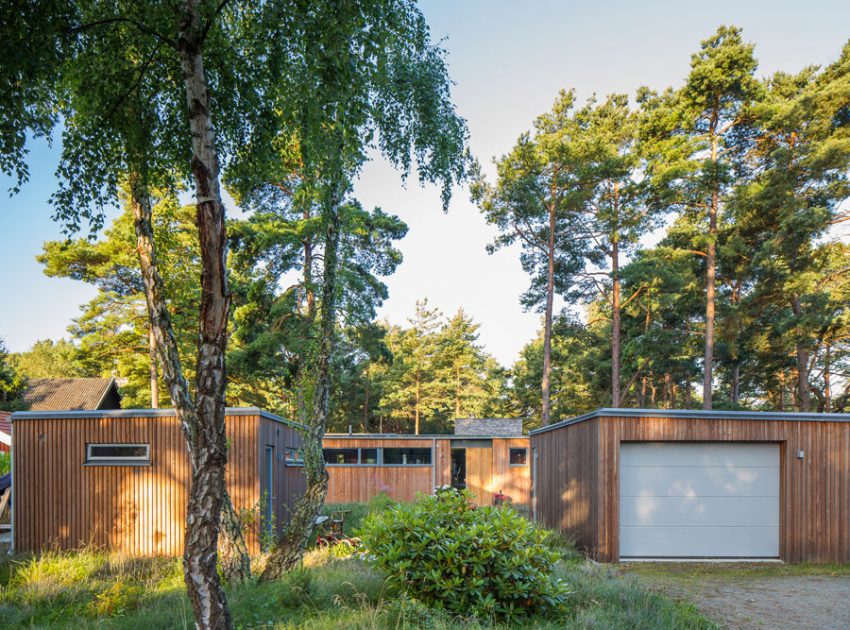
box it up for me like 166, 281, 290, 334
0, 504, 717, 629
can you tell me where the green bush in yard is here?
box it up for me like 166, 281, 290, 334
359, 489, 569, 620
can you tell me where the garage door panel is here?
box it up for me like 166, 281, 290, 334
620, 466, 779, 498
619, 443, 779, 559
620, 526, 780, 558
620, 442, 779, 468
620, 496, 779, 527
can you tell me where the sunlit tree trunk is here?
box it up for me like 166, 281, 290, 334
703, 133, 718, 410
176, 1, 233, 625
541, 200, 556, 425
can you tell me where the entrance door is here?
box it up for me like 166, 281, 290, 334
619, 442, 780, 559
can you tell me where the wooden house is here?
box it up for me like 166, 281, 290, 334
531, 408, 850, 563
11, 407, 305, 555
324, 419, 530, 507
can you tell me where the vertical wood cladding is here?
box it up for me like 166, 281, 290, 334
323, 436, 530, 506
532, 413, 850, 563
13, 411, 303, 556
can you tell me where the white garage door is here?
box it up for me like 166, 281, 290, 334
619, 442, 779, 559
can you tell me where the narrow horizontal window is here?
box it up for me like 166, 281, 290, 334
383, 447, 432, 465
86, 443, 150, 464
509, 448, 528, 466
323, 448, 358, 465
360, 448, 379, 464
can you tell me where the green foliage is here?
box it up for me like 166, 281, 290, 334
374, 302, 509, 434
0, 452, 10, 476
10, 340, 88, 380
0, 540, 719, 628
359, 491, 569, 620
0, 339, 28, 412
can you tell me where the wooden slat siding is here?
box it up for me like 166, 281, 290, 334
490, 438, 531, 506
257, 416, 306, 541
435, 439, 452, 487
466, 446, 493, 506
531, 418, 600, 557
324, 437, 436, 503
534, 413, 850, 563
13, 412, 273, 556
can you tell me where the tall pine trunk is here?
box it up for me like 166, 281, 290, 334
791, 296, 811, 411
611, 235, 621, 407
825, 344, 832, 413
176, 2, 233, 626
261, 201, 341, 580
541, 200, 556, 425
703, 134, 718, 410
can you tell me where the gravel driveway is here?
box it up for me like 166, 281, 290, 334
627, 569, 850, 630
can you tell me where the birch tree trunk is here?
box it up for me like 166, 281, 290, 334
175, 1, 233, 625
261, 203, 341, 580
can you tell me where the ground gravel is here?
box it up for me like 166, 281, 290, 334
630, 572, 850, 630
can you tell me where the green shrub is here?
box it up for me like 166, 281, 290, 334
359, 490, 569, 620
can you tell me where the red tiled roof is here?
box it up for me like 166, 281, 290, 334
0, 411, 10, 435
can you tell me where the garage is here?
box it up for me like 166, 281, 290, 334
530, 409, 850, 563
619, 442, 780, 559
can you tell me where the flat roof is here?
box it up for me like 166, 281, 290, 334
529, 408, 850, 436
11, 407, 307, 430
324, 433, 528, 440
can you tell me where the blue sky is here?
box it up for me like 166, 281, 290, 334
2, 0, 850, 365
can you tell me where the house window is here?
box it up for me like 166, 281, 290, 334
285, 447, 304, 465
360, 448, 379, 464
383, 447, 432, 465
323, 448, 358, 465
86, 443, 150, 464
509, 448, 528, 466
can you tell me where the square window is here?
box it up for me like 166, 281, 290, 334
509, 448, 527, 466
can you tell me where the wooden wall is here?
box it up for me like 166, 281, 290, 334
259, 417, 307, 538
533, 413, 850, 563
324, 438, 435, 503
13, 410, 303, 556
324, 436, 530, 506
531, 419, 600, 555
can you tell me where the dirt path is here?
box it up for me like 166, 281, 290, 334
629, 572, 850, 629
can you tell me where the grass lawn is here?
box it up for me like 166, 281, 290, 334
0, 503, 717, 629
621, 561, 850, 580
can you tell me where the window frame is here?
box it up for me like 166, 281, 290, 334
509, 447, 528, 466
323, 447, 360, 465
382, 447, 433, 466
85, 443, 150, 466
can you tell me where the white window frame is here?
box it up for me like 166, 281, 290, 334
86, 443, 150, 464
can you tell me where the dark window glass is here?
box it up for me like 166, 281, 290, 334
87, 443, 149, 462
323, 448, 358, 464
360, 448, 378, 464
509, 448, 528, 465
383, 447, 432, 465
